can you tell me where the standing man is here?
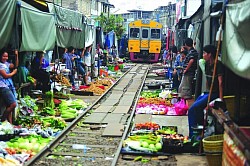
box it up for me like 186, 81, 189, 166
63, 46, 77, 88
178, 38, 198, 99
83, 46, 92, 85
188, 45, 223, 137
172, 47, 188, 92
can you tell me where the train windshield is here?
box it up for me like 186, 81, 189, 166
130, 28, 140, 38
151, 29, 161, 39
142, 29, 149, 38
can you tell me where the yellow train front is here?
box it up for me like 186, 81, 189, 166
128, 20, 162, 63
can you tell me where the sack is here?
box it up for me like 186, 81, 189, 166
173, 99, 189, 115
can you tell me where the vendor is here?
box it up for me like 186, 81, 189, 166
0, 48, 18, 124
172, 47, 188, 92
30, 51, 51, 93
102, 49, 108, 66
188, 45, 224, 138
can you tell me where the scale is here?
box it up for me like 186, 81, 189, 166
171, 98, 178, 104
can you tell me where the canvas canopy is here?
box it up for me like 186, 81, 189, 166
222, 1, 250, 80
0, 0, 17, 50
48, 4, 85, 49
19, 1, 56, 51
85, 24, 94, 48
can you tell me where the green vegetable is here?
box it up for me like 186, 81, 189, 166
43, 91, 55, 109
141, 141, 149, 148
141, 158, 150, 163
61, 114, 77, 119
133, 156, 142, 161
155, 143, 162, 150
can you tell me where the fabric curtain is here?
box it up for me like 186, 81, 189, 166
20, 6, 56, 51
85, 25, 94, 48
222, 1, 250, 79
0, 0, 17, 49
108, 31, 114, 48
48, 4, 85, 49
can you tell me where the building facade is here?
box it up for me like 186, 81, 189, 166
46, 0, 113, 18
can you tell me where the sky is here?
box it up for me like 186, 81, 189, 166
109, 0, 172, 14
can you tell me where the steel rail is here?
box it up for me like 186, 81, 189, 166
25, 66, 134, 166
111, 65, 149, 166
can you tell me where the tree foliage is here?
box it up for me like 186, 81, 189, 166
95, 13, 125, 40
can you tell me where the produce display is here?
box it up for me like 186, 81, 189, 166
136, 90, 188, 115
43, 91, 55, 109
53, 91, 71, 99
123, 122, 189, 154
140, 91, 160, 98
0, 135, 53, 165
134, 122, 160, 131
137, 97, 171, 105
27, 76, 36, 85
0, 93, 89, 165
124, 135, 162, 153
156, 126, 177, 135
6, 135, 52, 154
136, 104, 169, 114
79, 78, 114, 95
54, 74, 71, 87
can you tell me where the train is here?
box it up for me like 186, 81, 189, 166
128, 19, 163, 63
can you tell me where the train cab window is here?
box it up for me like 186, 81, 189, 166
142, 29, 148, 38
151, 29, 160, 39
130, 28, 140, 38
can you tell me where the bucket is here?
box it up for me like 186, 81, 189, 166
202, 134, 223, 166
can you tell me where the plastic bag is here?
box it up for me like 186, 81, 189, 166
166, 107, 177, 115
173, 99, 189, 115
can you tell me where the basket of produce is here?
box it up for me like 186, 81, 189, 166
53, 92, 70, 99
161, 134, 184, 153
123, 134, 163, 153
153, 69, 166, 76
146, 82, 162, 89
0, 121, 16, 141
0, 134, 16, 141
134, 122, 160, 131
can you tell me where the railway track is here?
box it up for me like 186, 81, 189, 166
25, 64, 149, 166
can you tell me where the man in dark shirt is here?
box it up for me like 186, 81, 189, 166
178, 38, 198, 99
188, 45, 223, 138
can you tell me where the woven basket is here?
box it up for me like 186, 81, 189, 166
202, 134, 223, 153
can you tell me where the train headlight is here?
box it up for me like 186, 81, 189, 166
156, 48, 159, 51
130, 47, 133, 50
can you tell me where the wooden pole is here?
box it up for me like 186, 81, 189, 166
199, 14, 224, 153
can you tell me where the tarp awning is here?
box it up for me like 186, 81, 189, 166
20, 1, 56, 51
48, 3, 85, 48
0, 0, 17, 50
85, 25, 94, 47
222, 1, 250, 80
